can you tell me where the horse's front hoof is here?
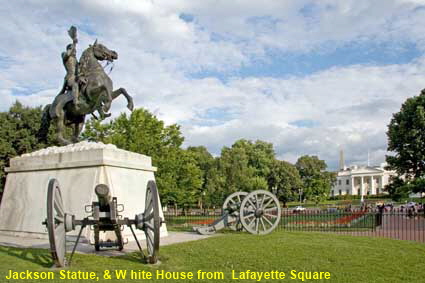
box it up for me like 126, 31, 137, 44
127, 101, 134, 111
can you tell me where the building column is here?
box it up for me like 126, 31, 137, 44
351, 176, 354, 195
380, 175, 384, 191
360, 176, 364, 203
370, 175, 375, 195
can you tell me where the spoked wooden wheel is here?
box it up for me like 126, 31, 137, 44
239, 190, 281, 235
143, 180, 160, 263
46, 178, 67, 267
222, 191, 248, 231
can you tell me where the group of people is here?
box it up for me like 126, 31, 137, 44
343, 202, 424, 216
401, 203, 424, 218
374, 202, 424, 218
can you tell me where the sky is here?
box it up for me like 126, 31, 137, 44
1, 0, 425, 170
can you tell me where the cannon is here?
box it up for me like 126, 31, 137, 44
43, 178, 162, 267
194, 190, 281, 235
89, 184, 124, 251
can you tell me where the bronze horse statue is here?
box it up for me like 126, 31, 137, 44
38, 40, 134, 145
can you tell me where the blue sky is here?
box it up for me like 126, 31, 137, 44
190, 41, 422, 82
1, 0, 425, 169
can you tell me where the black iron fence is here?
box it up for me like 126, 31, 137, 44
163, 207, 425, 243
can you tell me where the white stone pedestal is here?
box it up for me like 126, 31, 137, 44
0, 142, 168, 242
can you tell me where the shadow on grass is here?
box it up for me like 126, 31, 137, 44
0, 246, 53, 268
110, 250, 173, 267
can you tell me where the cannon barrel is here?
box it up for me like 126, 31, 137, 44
95, 184, 112, 208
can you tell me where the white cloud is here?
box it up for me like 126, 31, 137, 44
1, 0, 425, 169
183, 58, 425, 168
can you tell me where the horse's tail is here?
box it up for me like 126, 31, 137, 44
37, 104, 52, 143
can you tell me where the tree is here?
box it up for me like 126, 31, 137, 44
173, 149, 203, 212
296, 155, 327, 178
218, 144, 255, 193
245, 140, 276, 178
0, 102, 57, 200
187, 146, 215, 208
82, 108, 202, 207
295, 155, 334, 204
217, 139, 273, 195
268, 160, 303, 207
203, 165, 225, 208
306, 177, 334, 205
387, 89, 425, 195
385, 176, 410, 202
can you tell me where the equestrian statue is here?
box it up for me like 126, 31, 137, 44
38, 26, 134, 145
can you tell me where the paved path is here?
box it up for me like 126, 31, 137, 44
0, 231, 220, 256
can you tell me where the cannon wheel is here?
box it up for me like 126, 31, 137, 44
222, 191, 248, 231
239, 190, 281, 235
143, 180, 160, 263
46, 178, 67, 267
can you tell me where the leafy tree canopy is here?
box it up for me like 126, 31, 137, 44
386, 89, 425, 195
295, 155, 334, 203
218, 139, 274, 193
296, 155, 327, 179
0, 102, 56, 193
268, 160, 303, 206
387, 89, 425, 180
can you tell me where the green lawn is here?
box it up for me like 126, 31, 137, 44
0, 231, 424, 283
285, 199, 394, 208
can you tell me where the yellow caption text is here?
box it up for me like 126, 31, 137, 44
6, 269, 331, 281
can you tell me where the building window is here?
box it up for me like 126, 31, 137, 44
338, 180, 341, 185
346, 180, 349, 185
376, 178, 379, 184
377, 188, 380, 194
367, 191, 370, 195
339, 190, 342, 195
331, 190, 334, 197
357, 189, 360, 195
346, 190, 349, 195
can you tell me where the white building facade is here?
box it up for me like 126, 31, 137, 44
331, 164, 396, 197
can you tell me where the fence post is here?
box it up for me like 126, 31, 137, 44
376, 205, 384, 227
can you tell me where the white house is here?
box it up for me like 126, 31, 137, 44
331, 150, 396, 200
331, 164, 395, 198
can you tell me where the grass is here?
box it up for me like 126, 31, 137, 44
0, 231, 424, 283
285, 198, 397, 208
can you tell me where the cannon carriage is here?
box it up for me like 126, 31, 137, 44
194, 190, 281, 235
43, 178, 162, 267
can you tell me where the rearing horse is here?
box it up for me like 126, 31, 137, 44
38, 40, 134, 145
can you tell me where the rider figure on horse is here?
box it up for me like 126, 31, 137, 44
60, 26, 80, 109
38, 26, 134, 145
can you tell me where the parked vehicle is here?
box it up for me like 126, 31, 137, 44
407, 202, 417, 208
293, 206, 306, 212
